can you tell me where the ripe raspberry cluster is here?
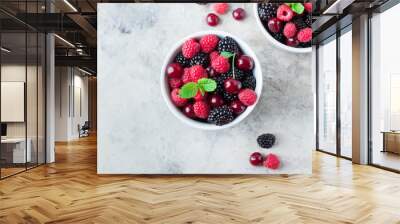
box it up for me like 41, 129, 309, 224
258, 3, 312, 48
166, 34, 258, 126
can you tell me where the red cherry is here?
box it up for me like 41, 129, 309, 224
230, 100, 246, 115
206, 13, 219, 26
267, 18, 283, 33
166, 63, 183, 78
236, 55, 254, 71
286, 37, 299, 47
194, 91, 207, 101
206, 66, 217, 77
232, 8, 246, 20
249, 152, 264, 166
208, 94, 224, 108
183, 104, 196, 118
224, 78, 242, 94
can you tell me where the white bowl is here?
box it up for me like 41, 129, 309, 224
253, 3, 311, 54
160, 30, 263, 131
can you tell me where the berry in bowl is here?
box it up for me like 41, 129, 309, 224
254, 3, 312, 53
160, 31, 262, 130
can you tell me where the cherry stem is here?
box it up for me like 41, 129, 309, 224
232, 53, 236, 79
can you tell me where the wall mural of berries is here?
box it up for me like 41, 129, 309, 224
98, 3, 313, 174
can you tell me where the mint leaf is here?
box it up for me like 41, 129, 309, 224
179, 82, 198, 99
220, 51, 234, 58
291, 3, 304, 14
197, 78, 217, 92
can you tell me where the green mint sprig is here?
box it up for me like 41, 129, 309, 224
285, 3, 305, 14
179, 78, 217, 99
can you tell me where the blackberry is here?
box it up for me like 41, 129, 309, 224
222, 68, 248, 81
258, 3, 277, 22
213, 73, 232, 94
222, 91, 238, 103
293, 16, 307, 30
304, 14, 312, 27
272, 33, 285, 43
257, 133, 276, 149
242, 75, 256, 90
207, 105, 235, 126
217, 36, 240, 54
190, 52, 209, 67
175, 52, 190, 67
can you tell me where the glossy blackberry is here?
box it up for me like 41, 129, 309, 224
207, 105, 235, 126
222, 68, 247, 81
257, 133, 276, 149
175, 52, 190, 67
217, 36, 240, 54
293, 16, 307, 30
222, 91, 238, 103
190, 52, 209, 67
272, 33, 285, 43
258, 3, 277, 22
213, 73, 232, 94
304, 14, 312, 27
242, 75, 256, 90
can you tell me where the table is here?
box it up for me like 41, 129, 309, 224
382, 131, 400, 154
1, 138, 31, 164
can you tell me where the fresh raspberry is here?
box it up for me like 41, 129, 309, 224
277, 4, 294, 22
182, 39, 200, 59
168, 78, 183, 89
189, 65, 207, 82
200, 34, 219, 53
171, 88, 188, 107
213, 3, 229, 15
238, 88, 257, 106
297, 28, 312, 43
304, 2, 312, 13
194, 91, 207, 101
193, 101, 210, 119
283, 22, 297, 38
209, 51, 220, 62
264, 153, 280, 169
211, 55, 230, 73
182, 68, 191, 83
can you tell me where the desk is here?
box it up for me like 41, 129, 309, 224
1, 138, 31, 163
382, 131, 400, 154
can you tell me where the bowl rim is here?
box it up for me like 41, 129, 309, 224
160, 30, 263, 130
253, 3, 311, 54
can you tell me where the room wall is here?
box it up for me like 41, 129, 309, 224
54, 67, 89, 141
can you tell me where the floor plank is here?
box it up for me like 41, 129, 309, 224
1, 135, 400, 224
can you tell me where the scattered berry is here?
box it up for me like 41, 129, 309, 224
213, 3, 229, 15
230, 100, 246, 115
171, 88, 187, 107
168, 78, 183, 89
277, 4, 294, 22
217, 36, 240, 54
183, 104, 196, 118
257, 133, 276, 148
232, 8, 246, 20
267, 18, 283, 33
207, 105, 234, 126
189, 65, 207, 82
194, 91, 207, 101
166, 63, 183, 78
182, 39, 200, 59
182, 68, 191, 83
211, 55, 230, 73
304, 2, 313, 13
224, 78, 242, 94
208, 94, 224, 108
283, 22, 297, 38
249, 152, 264, 166
236, 55, 254, 71
297, 28, 312, 43
193, 101, 210, 119
200, 34, 219, 53
258, 3, 277, 22
190, 52, 209, 67
206, 13, 219, 26
264, 153, 280, 169
238, 89, 257, 106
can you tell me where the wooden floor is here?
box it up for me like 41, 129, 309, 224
1, 135, 400, 224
